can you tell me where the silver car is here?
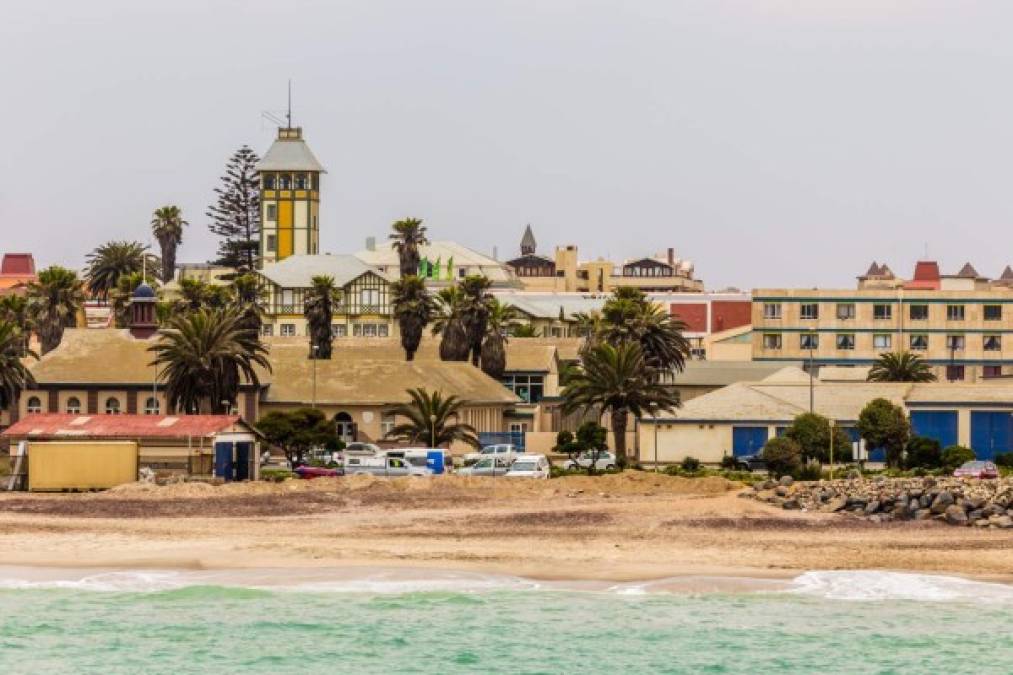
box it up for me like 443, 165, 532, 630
561, 451, 617, 472
456, 456, 512, 477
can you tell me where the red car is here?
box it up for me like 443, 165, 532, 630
294, 465, 343, 479
952, 461, 999, 479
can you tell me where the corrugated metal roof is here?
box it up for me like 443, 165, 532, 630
258, 255, 388, 289
1, 414, 249, 439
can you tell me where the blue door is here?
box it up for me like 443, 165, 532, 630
235, 442, 251, 480
970, 412, 1010, 461
910, 411, 958, 449
214, 441, 234, 481
732, 426, 768, 457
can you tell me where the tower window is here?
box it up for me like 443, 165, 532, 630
295, 174, 307, 189
266, 204, 277, 221
263, 175, 276, 190
279, 175, 291, 190
266, 235, 277, 252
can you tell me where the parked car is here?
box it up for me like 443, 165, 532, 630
732, 453, 767, 472
343, 455, 431, 477
505, 454, 551, 479
294, 465, 343, 479
561, 451, 617, 472
387, 448, 453, 475
456, 456, 512, 477
953, 461, 999, 479
463, 444, 523, 466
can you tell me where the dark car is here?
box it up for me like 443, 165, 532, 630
733, 454, 767, 472
294, 465, 344, 479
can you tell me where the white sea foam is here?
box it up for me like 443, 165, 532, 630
787, 570, 1013, 604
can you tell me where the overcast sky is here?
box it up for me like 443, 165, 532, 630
2, 1, 1011, 290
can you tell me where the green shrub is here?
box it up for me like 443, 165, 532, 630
995, 452, 1013, 468
761, 437, 802, 477
720, 454, 738, 470
793, 464, 822, 481
940, 445, 975, 471
261, 469, 295, 482
680, 456, 701, 473
662, 465, 681, 476
904, 436, 942, 469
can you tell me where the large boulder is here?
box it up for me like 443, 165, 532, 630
931, 491, 955, 514
864, 500, 881, 515
823, 496, 848, 513
944, 504, 969, 526
992, 515, 1013, 529
779, 475, 794, 487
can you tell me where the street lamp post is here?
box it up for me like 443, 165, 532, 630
808, 344, 815, 413
652, 411, 659, 472
311, 345, 319, 408
429, 414, 437, 448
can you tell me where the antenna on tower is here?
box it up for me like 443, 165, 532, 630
287, 79, 292, 128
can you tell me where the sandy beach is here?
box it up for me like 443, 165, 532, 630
0, 473, 1009, 583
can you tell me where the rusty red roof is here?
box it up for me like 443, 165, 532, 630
1, 414, 251, 439
0, 254, 36, 277
904, 260, 940, 290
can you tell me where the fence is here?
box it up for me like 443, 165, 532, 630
478, 431, 525, 450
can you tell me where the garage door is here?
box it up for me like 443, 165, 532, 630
910, 411, 958, 449
732, 426, 768, 457
970, 411, 1011, 461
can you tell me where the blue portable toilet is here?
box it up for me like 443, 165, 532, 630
426, 450, 446, 475
214, 441, 234, 481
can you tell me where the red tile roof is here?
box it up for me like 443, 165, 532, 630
1, 414, 250, 439
904, 260, 940, 290
0, 254, 36, 277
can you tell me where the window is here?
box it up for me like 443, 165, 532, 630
294, 174, 307, 189
378, 323, 389, 337
984, 335, 1002, 351
873, 304, 892, 320
331, 324, 347, 338
280, 324, 296, 337
836, 303, 855, 320
263, 175, 276, 190
910, 334, 928, 351
835, 334, 855, 350
763, 303, 782, 320
262, 324, 274, 337
909, 304, 928, 320
360, 289, 380, 307
458, 268, 467, 278
66, 397, 81, 414
502, 374, 545, 403
946, 365, 965, 381
984, 365, 1003, 378
105, 397, 121, 415
946, 304, 965, 321
873, 334, 892, 350
266, 234, 277, 253
762, 334, 782, 350
266, 204, 277, 221
381, 413, 396, 437
945, 335, 965, 351
799, 333, 819, 350
984, 305, 1002, 321
26, 396, 42, 414
279, 174, 291, 190
509, 422, 528, 434
143, 397, 160, 415
800, 303, 819, 320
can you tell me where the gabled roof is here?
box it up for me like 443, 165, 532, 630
258, 255, 389, 289
1, 414, 252, 440
1000, 265, 1013, 281
955, 262, 981, 279
257, 132, 326, 172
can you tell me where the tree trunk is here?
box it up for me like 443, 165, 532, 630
612, 408, 629, 467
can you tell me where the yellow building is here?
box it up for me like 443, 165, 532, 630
258, 126, 325, 264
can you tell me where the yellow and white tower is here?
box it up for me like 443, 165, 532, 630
257, 126, 325, 265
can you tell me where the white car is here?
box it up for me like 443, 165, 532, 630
344, 455, 431, 477
463, 444, 522, 466
561, 451, 617, 472
505, 454, 551, 479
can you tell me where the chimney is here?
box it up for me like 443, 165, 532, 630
667, 248, 675, 266
365, 237, 376, 252
492, 246, 498, 261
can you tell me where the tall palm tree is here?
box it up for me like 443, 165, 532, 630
867, 351, 938, 383
480, 298, 516, 379
232, 273, 264, 333
459, 275, 493, 366
563, 342, 681, 466
598, 289, 690, 375
0, 295, 32, 353
151, 205, 188, 283
149, 307, 271, 414
432, 285, 470, 361
304, 275, 338, 359
27, 266, 85, 355
384, 388, 481, 448
389, 218, 428, 278
85, 241, 152, 301
0, 320, 36, 411
391, 276, 437, 361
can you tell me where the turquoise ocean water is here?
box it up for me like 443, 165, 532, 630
0, 569, 1010, 674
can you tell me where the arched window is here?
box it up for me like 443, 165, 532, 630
26, 396, 42, 414
105, 397, 121, 415
66, 397, 82, 414
143, 397, 160, 415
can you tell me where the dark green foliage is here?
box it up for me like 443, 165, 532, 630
510, 324, 539, 338
85, 241, 152, 301
792, 464, 823, 481
680, 456, 701, 473
0, 321, 36, 409
459, 275, 494, 366
856, 398, 911, 468
995, 452, 1013, 468
27, 266, 85, 354
940, 445, 975, 471
389, 218, 429, 279
151, 205, 187, 282
904, 436, 943, 469
784, 413, 852, 463
391, 276, 437, 361
597, 287, 690, 376
720, 454, 738, 470
207, 145, 261, 270
480, 298, 515, 379
257, 408, 342, 469
304, 275, 339, 359
867, 351, 937, 383
762, 437, 802, 477
432, 286, 470, 361
109, 271, 159, 328
384, 388, 481, 448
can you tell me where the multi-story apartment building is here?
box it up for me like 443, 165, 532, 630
753, 260, 1013, 382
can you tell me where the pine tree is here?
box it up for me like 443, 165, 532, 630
207, 146, 261, 271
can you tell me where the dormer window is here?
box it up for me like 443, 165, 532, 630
263, 175, 276, 190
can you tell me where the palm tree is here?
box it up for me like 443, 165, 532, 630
510, 324, 539, 338
391, 276, 437, 361
27, 266, 85, 355
149, 307, 271, 414
563, 342, 681, 465
0, 295, 32, 353
85, 241, 151, 301
432, 286, 470, 361
0, 320, 36, 411
232, 273, 264, 333
868, 351, 937, 383
480, 298, 516, 379
151, 205, 188, 283
304, 275, 338, 359
459, 275, 493, 366
389, 218, 429, 278
599, 289, 690, 376
384, 388, 481, 448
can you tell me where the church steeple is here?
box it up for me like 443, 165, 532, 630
520, 224, 537, 256
257, 123, 326, 266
